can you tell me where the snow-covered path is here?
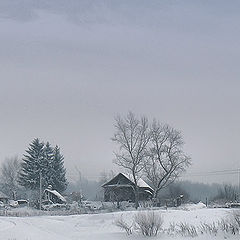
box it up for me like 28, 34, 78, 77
0, 207, 237, 240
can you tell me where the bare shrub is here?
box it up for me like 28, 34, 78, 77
214, 184, 237, 202
218, 211, 240, 235
198, 222, 218, 235
134, 211, 163, 236
218, 219, 230, 233
177, 222, 198, 237
166, 222, 177, 236
165, 213, 240, 238
218, 218, 239, 235
233, 210, 240, 230
114, 216, 133, 235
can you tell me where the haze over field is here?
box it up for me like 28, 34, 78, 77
1, 1, 240, 184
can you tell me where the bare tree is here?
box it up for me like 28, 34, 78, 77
214, 184, 237, 202
112, 112, 150, 208
144, 120, 191, 199
0, 156, 21, 199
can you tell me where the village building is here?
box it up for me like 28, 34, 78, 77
43, 186, 66, 204
102, 173, 153, 203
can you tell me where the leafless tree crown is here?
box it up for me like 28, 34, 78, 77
112, 113, 191, 199
112, 112, 150, 182
0, 156, 21, 199
144, 120, 191, 197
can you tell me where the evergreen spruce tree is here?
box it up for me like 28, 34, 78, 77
43, 142, 54, 189
18, 138, 45, 190
19, 139, 68, 193
51, 145, 68, 192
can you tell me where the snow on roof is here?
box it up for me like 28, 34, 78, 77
121, 173, 154, 191
102, 172, 153, 191
144, 189, 153, 195
0, 191, 9, 199
44, 189, 66, 202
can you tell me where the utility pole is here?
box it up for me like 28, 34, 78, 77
39, 171, 42, 210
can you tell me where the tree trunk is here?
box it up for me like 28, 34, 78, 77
152, 189, 160, 207
134, 186, 139, 209
153, 188, 159, 199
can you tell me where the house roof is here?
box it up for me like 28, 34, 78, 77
102, 172, 154, 191
0, 191, 9, 199
44, 189, 66, 202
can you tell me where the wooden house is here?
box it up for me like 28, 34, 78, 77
102, 173, 153, 202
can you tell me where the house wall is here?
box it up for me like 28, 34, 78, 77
104, 186, 135, 202
104, 186, 152, 202
103, 173, 153, 202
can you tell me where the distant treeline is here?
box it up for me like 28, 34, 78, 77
67, 175, 236, 203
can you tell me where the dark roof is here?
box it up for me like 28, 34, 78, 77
102, 173, 153, 191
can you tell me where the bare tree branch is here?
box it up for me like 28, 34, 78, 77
112, 112, 150, 208
144, 121, 191, 198
0, 156, 21, 200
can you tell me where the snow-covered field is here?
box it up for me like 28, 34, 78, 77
0, 204, 238, 240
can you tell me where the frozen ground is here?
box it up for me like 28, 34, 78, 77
0, 204, 238, 240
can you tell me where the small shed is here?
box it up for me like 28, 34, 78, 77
43, 187, 66, 204
0, 191, 9, 204
102, 173, 153, 202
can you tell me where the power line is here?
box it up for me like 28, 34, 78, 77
180, 169, 240, 177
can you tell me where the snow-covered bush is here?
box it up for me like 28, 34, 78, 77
42, 203, 70, 211
114, 215, 133, 235
0, 207, 42, 217
134, 211, 163, 236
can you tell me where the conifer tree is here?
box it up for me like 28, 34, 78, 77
18, 138, 45, 190
42, 141, 54, 189
51, 145, 68, 192
19, 139, 68, 193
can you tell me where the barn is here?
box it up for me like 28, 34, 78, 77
102, 173, 153, 203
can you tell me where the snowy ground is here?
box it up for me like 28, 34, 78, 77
0, 204, 238, 240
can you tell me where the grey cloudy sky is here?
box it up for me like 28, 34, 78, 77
1, 0, 240, 184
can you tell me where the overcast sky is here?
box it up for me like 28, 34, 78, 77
1, 0, 240, 184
